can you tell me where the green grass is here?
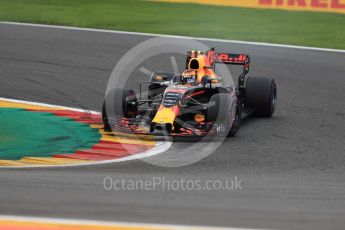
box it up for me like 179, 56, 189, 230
0, 0, 344, 49
0, 108, 100, 160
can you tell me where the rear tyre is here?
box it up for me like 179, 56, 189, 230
102, 88, 138, 131
245, 77, 277, 117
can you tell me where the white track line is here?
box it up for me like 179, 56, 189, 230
0, 97, 172, 168
1, 21, 345, 53
0, 215, 267, 230
0, 97, 101, 114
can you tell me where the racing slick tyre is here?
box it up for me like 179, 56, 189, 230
207, 93, 241, 137
227, 101, 241, 137
245, 76, 277, 117
102, 88, 138, 131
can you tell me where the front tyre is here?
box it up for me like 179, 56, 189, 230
227, 101, 241, 137
207, 93, 241, 137
102, 88, 138, 131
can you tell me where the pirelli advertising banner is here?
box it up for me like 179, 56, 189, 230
156, 0, 345, 14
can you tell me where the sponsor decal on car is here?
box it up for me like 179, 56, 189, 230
153, 0, 345, 14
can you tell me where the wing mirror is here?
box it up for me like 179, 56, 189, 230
153, 74, 168, 81
201, 76, 212, 87
201, 76, 222, 87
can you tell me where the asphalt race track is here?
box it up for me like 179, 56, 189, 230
0, 23, 345, 229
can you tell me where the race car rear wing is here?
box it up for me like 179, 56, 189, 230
186, 48, 250, 87
186, 48, 250, 75
206, 48, 250, 74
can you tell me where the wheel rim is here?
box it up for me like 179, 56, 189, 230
270, 82, 277, 113
232, 104, 240, 131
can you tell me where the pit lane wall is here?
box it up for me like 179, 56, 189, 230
153, 0, 345, 14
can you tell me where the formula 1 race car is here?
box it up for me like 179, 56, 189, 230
102, 48, 277, 138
